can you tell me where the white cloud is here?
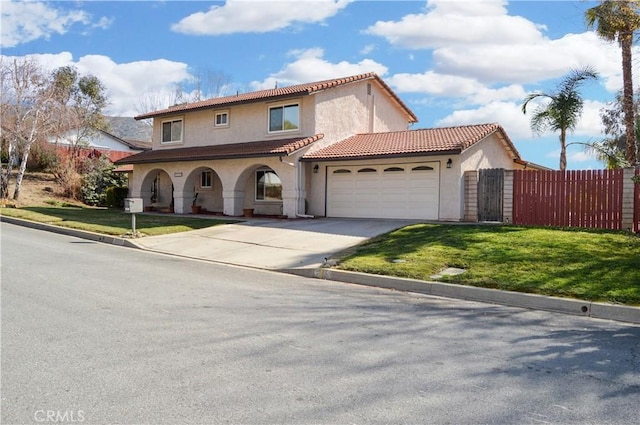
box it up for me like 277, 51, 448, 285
0, 0, 110, 48
250, 48, 388, 89
433, 98, 606, 146
366, 0, 543, 49
388, 71, 527, 104
172, 0, 352, 35
365, 0, 628, 92
360, 44, 375, 55
567, 149, 597, 163
433, 32, 625, 86
1, 52, 193, 116
436, 101, 532, 139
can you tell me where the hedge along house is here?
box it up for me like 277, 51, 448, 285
117, 72, 535, 220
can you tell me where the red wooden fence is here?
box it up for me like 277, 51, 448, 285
513, 169, 624, 230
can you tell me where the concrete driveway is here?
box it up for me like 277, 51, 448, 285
131, 217, 417, 270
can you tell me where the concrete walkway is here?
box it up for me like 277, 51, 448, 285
130, 217, 416, 269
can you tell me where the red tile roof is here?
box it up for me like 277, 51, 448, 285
114, 134, 323, 165
302, 123, 520, 161
135, 73, 417, 123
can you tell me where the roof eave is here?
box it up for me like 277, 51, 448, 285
134, 92, 311, 120
301, 149, 462, 162
116, 151, 290, 165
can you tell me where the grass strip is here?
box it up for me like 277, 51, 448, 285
1, 206, 236, 236
337, 224, 640, 305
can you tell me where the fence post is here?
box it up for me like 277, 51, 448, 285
464, 170, 478, 222
621, 167, 635, 232
503, 169, 514, 224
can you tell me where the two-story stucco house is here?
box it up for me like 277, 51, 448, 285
117, 72, 536, 220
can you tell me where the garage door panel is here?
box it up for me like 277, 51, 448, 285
327, 162, 440, 219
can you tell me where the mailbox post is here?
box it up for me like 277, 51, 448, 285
124, 198, 143, 235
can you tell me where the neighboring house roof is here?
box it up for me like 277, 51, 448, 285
514, 159, 554, 171
134, 73, 418, 123
301, 123, 521, 162
95, 129, 152, 151
115, 134, 323, 165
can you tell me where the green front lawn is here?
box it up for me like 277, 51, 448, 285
1, 205, 236, 236
337, 224, 640, 305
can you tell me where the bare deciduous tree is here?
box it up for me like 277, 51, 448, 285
0, 59, 109, 202
1, 58, 57, 200
134, 69, 231, 126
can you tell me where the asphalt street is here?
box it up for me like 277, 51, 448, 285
1, 222, 639, 424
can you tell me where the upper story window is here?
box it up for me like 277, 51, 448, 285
214, 111, 229, 128
161, 118, 183, 144
269, 103, 299, 133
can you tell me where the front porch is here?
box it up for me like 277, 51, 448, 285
127, 157, 308, 219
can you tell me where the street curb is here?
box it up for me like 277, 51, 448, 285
4, 215, 639, 325
280, 268, 640, 325
0, 215, 140, 249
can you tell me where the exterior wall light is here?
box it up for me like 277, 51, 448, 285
313, 164, 319, 173
446, 158, 452, 168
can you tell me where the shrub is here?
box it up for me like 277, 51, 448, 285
105, 186, 129, 208
80, 155, 126, 206
27, 140, 59, 172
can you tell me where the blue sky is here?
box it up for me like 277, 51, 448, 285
1, 0, 638, 170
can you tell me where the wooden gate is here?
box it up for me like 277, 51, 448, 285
478, 168, 504, 221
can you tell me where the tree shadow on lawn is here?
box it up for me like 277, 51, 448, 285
341, 224, 640, 304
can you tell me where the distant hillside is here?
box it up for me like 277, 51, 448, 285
105, 116, 152, 142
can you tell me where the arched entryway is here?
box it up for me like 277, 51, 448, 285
182, 167, 224, 214
233, 164, 285, 217
141, 169, 174, 212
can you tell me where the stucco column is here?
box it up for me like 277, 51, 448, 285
223, 190, 244, 216
281, 189, 297, 218
463, 170, 478, 222
298, 188, 307, 215
621, 168, 635, 231
172, 191, 188, 214
503, 170, 514, 224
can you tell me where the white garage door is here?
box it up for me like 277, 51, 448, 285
327, 162, 440, 219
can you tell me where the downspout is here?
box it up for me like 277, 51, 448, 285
279, 156, 315, 218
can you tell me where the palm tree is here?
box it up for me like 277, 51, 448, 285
522, 67, 599, 170
586, 0, 640, 166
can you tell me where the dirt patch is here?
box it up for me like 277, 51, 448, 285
2, 172, 82, 207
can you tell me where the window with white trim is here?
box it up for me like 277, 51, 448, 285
200, 171, 213, 189
256, 169, 282, 201
268, 103, 299, 133
214, 111, 229, 127
161, 118, 183, 143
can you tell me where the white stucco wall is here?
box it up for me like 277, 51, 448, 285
460, 134, 518, 171
310, 80, 411, 152
149, 79, 412, 153
150, 96, 316, 149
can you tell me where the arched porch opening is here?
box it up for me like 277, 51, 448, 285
231, 163, 288, 217
182, 166, 224, 214
141, 169, 174, 213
